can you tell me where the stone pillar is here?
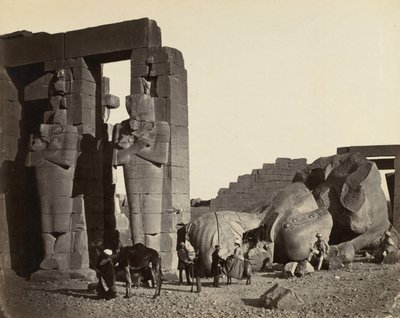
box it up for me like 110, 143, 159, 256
24, 60, 95, 280
112, 47, 189, 274
0, 66, 24, 273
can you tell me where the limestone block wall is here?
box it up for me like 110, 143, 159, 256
123, 47, 189, 272
0, 19, 190, 275
210, 158, 307, 212
0, 66, 29, 273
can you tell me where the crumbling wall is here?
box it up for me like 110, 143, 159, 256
210, 158, 307, 212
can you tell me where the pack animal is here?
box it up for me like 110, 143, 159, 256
222, 257, 253, 285
118, 243, 162, 299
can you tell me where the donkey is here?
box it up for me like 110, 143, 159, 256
222, 256, 253, 285
118, 243, 163, 299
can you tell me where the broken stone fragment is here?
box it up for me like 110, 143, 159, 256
295, 260, 314, 277
283, 262, 298, 278
260, 283, 304, 310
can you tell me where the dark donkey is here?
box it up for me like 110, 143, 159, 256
118, 243, 163, 299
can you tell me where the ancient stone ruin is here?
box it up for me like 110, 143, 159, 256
0, 18, 189, 279
188, 152, 399, 272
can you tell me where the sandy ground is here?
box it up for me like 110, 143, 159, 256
1, 258, 400, 318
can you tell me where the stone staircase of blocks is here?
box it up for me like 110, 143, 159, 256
209, 158, 307, 212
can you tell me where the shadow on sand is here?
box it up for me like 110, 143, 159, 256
43, 288, 98, 300
241, 298, 262, 308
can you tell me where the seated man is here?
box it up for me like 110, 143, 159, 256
96, 249, 118, 300
308, 233, 329, 270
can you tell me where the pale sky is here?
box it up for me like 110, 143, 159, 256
1, 0, 399, 199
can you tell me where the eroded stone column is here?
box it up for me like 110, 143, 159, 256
25, 65, 95, 280
112, 47, 189, 274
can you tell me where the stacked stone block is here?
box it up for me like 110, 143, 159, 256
0, 66, 25, 272
101, 76, 132, 249
210, 158, 307, 212
22, 58, 99, 276
0, 19, 188, 276
125, 47, 189, 272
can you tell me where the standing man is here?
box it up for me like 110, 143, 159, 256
177, 241, 192, 285
211, 245, 224, 287
308, 233, 330, 270
192, 250, 204, 293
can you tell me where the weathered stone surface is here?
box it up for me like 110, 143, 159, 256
211, 158, 307, 213
159, 251, 178, 272
131, 64, 149, 77
156, 75, 187, 104
170, 145, 190, 167
161, 213, 178, 233
65, 18, 161, 59
131, 47, 184, 66
187, 211, 262, 273
0, 80, 18, 102
71, 213, 86, 231
171, 125, 189, 148
327, 242, 355, 269
102, 94, 120, 109
383, 250, 400, 264
73, 107, 95, 125
260, 283, 304, 309
73, 231, 89, 252
295, 260, 314, 277
65, 93, 95, 109
150, 63, 187, 79
0, 32, 64, 67
71, 67, 95, 82
54, 232, 72, 253
248, 182, 332, 264
246, 242, 273, 271
24, 73, 53, 101
283, 262, 298, 278
70, 80, 96, 95
145, 232, 177, 251
153, 97, 167, 121
44, 110, 67, 125
69, 251, 89, 269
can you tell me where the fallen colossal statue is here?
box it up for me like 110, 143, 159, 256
186, 153, 397, 272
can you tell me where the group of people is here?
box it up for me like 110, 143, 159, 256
176, 241, 204, 292
92, 229, 396, 299
177, 238, 244, 291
